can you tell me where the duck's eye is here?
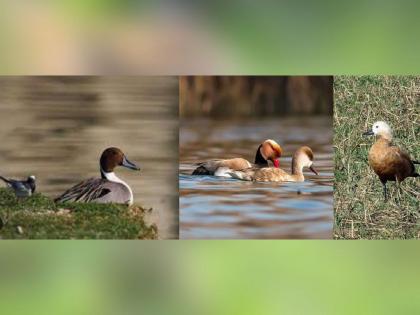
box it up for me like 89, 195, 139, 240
375, 126, 379, 128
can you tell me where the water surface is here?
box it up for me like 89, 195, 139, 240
180, 117, 333, 239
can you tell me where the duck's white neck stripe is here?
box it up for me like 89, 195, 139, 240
101, 169, 133, 205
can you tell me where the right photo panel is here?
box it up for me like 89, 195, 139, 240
334, 76, 419, 239
179, 76, 334, 239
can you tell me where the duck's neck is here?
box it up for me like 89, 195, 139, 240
101, 168, 133, 205
254, 145, 268, 166
291, 158, 304, 181
378, 133, 392, 142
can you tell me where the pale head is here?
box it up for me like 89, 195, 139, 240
293, 146, 318, 175
259, 139, 282, 168
363, 121, 392, 140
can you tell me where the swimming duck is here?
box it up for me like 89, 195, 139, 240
363, 121, 419, 200
229, 146, 318, 182
0, 175, 36, 198
55, 147, 140, 205
192, 139, 282, 176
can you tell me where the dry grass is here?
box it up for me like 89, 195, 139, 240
334, 76, 419, 239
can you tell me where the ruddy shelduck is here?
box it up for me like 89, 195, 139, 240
363, 121, 419, 200
192, 139, 282, 176
229, 146, 318, 182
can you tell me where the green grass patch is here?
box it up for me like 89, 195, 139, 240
0, 188, 157, 239
334, 76, 420, 239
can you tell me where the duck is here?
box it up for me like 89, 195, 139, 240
363, 121, 419, 200
229, 146, 318, 182
0, 175, 36, 198
54, 147, 141, 205
192, 139, 282, 177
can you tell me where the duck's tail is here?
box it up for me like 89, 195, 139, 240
192, 165, 211, 175
0, 175, 10, 184
413, 161, 420, 179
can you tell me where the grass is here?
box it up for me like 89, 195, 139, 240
0, 188, 157, 239
334, 76, 420, 239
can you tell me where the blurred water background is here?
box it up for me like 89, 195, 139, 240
0, 77, 179, 239
180, 76, 333, 239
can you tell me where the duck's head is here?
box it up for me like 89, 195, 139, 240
294, 146, 318, 175
100, 147, 141, 173
259, 139, 282, 168
27, 175, 36, 183
363, 121, 392, 140
27, 175, 36, 193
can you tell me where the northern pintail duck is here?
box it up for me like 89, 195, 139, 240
229, 146, 318, 182
192, 139, 282, 177
55, 147, 140, 205
363, 121, 419, 200
0, 175, 36, 198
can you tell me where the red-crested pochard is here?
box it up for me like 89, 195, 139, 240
192, 139, 282, 177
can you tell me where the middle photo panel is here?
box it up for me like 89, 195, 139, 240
179, 76, 333, 239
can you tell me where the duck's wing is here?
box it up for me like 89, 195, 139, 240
386, 145, 416, 176
192, 158, 252, 175
54, 178, 111, 203
192, 159, 222, 175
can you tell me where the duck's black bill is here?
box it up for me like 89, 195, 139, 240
309, 166, 319, 176
363, 130, 374, 136
122, 156, 141, 171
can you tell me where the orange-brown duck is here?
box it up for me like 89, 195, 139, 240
363, 121, 419, 200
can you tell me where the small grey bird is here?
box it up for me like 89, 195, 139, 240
0, 175, 36, 198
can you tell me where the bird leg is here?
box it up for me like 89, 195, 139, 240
381, 181, 388, 201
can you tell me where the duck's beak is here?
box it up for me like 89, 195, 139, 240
122, 156, 141, 171
363, 130, 374, 136
272, 159, 280, 168
309, 165, 319, 175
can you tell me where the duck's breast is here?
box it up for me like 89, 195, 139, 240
94, 181, 132, 205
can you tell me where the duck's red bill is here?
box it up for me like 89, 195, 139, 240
273, 159, 280, 168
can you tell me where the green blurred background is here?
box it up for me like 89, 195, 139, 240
1, 1, 420, 314
0, 1, 419, 74
2, 242, 420, 314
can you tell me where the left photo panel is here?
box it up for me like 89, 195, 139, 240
0, 77, 179, 239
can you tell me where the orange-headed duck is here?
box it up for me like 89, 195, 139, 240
363, 121, 419, 200
229, 146, 318, 182
192, 139, 282, 177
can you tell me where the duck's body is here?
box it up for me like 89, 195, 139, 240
192, 158, 252, 176
230, 146, 318, 182
192, 139, 282, 176
55, 147, 140, 205
368, 138, 417, 182
363, 121, 419, 200
0, 175, 36, 198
